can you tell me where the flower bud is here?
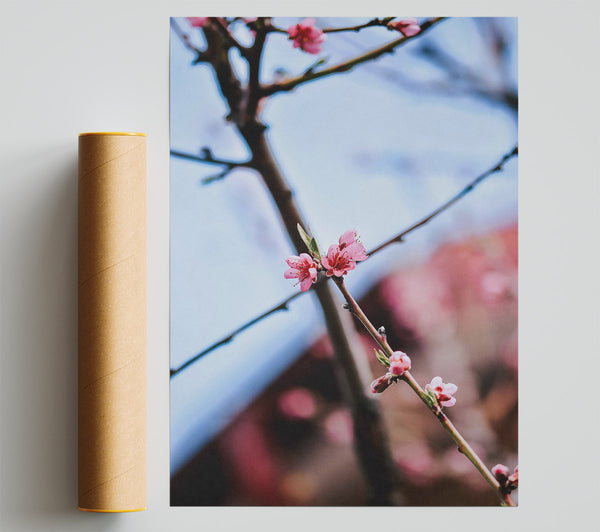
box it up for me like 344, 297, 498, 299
388, 18, 421, 37
370, 374, 393, 394
491, 463, 510, 484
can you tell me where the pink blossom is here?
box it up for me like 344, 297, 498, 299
370, 374, 393, 393
389, 351, 411, 376
284, 253, 318, 291
338, 229, 369, 261
187, 17, 209, 28
321, 245, 355, 277
321, 230, 368, 278
426, 376, 458, 407
287, 18, 325, 54
389, 18, 421, 37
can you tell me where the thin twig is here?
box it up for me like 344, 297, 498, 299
321, 18, 396, 33
261, 17, 447, 96
367, 145, 518, 256
170, 146, 518, 373
170, 291, 305, 378
171, 148, 254, 184
268, 17, 395, 35
333, 277, 516, 507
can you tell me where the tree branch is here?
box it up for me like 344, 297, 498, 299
170, 145, 518, 373
367, 145, 518, 256
201, 27, 399, 504
321, 18, 396, 33
333, 277, 516, 507
246, 20, 268, 120
268, 17, 396, 35
170, 148, 254, 184
211, 17, 250, 57
170, 291, 305, 378
261, 17, 447, 96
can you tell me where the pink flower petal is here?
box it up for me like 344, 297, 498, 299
444, 383, 458, 395
286, 256, 302, 268
441, 397, 456, 407
430, 376, 443, 388
339, 229, 356, 247
284, 268, 299, 279
402, 25, 421, 37
299, 276, 313, 291
287, 18, 324, 54
345, 242, 368, 261
187, 17, 209, 28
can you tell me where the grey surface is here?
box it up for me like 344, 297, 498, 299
0, 1, 598, 531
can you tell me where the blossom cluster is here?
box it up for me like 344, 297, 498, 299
371, 366, 458, 412
287, 18, 325, 54
284, 229, 368, 292
370, 351, 412, 393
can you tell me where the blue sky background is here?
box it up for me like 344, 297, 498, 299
170, 17, 517, 474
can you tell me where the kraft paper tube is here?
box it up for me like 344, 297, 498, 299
78, 132, 146, 512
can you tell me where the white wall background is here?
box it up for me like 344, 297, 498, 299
0, 1, 598, 531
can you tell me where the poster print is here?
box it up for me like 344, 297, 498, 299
170, 17, 518, 506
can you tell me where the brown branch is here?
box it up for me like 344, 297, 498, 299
201, 27, 399, 505
171, 148, 252, 168
261, 17, 447, 96
333, 277, 516, 507
170, 148, 254, 184
211, 17, 250, 57
268, 17, 395, 34
321, 18, 395, 33
246, 20, 268, 120
367, 145, 518, 256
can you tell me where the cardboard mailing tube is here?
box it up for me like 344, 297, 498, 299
78, 132, 146, 512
